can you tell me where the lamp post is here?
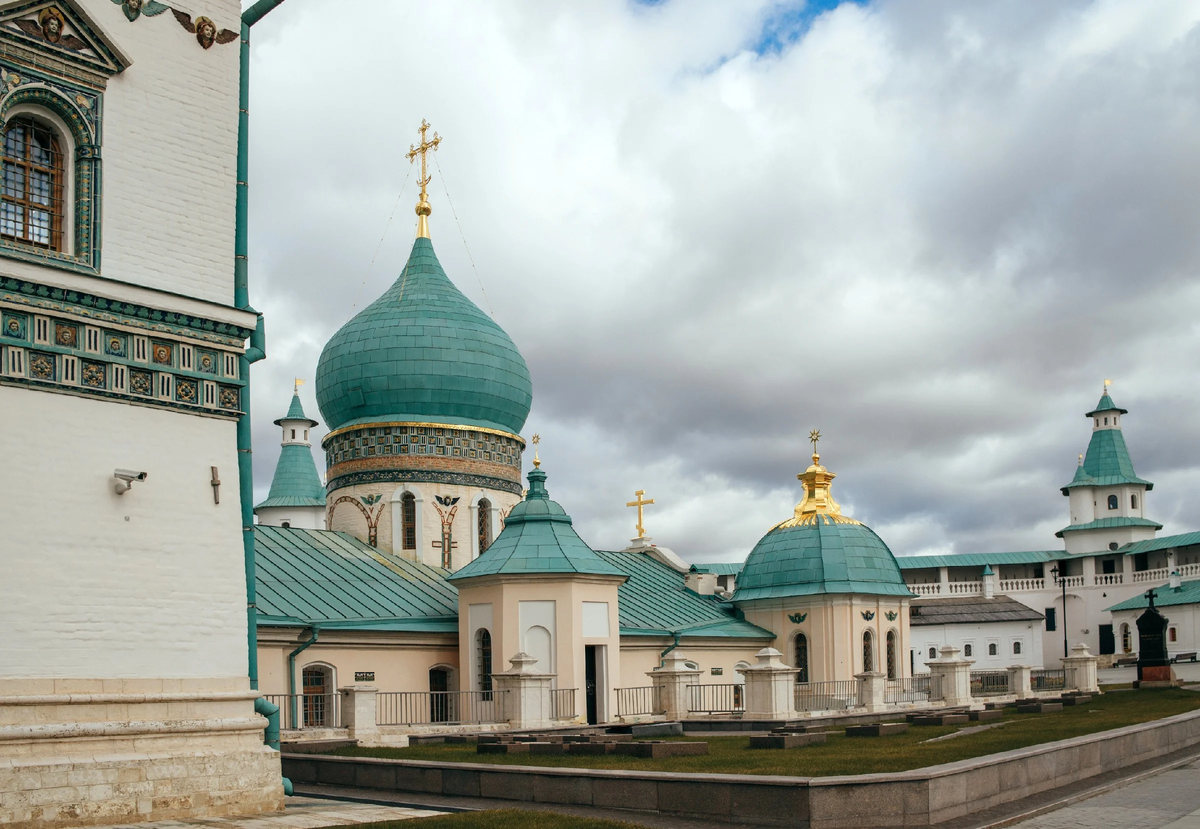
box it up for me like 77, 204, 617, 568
1051, 564, 1068, 659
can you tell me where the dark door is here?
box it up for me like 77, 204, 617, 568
1099, 625, 1115, 655
429, 668, 450, 723
585, 645, 598, 725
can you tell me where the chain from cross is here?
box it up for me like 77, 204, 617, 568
626, 489, 655, 539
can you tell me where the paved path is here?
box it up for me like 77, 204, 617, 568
1008, 759, 1200, 829
97, 796, 445, 829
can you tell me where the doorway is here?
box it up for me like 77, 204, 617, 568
1099, 624, 1115, 655
429, 667, 450, 723
585, 645, 598, 724
302, 665, 332, 727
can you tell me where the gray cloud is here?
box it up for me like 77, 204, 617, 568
244, 0, 1200, 563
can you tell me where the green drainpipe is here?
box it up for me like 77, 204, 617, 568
236, 0, 289, 792
287, 627, 320, 730
659, 631, 683, 667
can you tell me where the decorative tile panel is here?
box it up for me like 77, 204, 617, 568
3, 312, 25, 339
28, 350, 54, 380
197, 349, 217, 374
129, 369, 151, 396
104, 331, 125, 357
81, 360, 104, 388
54, 321, 77, 347
175, 377, 197, 404
218, 385, 239, 410
151, 342, 172, 365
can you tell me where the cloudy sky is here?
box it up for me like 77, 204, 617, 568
243, 0, 1200, 563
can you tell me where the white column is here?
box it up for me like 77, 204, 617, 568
926, 645, 973, 706
648, 652, 701, 720
855, 671, 888, 712
1007, 665, 1032, 699
339, 685, 379, 744
493, 652, 554, 729
1063, 643, 1100, 693
740, 648, 799, 719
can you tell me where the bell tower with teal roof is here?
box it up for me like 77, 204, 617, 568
255, 384, 327, 530
1057, 383, 1161, 554
314, 121, 531, 569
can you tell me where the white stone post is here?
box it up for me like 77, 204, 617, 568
648, 651, 702, 720
339, 685, 379, 743
855, 671, 888, 712
926, 645, 974, 707
740, 648, 799, 719
493, 652, 554, 729
1062, 643, 1100, 693
1007, 665, 1032, 699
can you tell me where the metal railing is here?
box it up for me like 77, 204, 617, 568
970, 671, 1010, 697
376, 691, 506, 726
1031, 669, 1066, 692
885, 675, 940, 704
998, 578, 1045, 592
551, 688, 577, 720
264, 693, 340, 730
616, 685, 663, 717
687, 683, 745, 715
793, 680, 857, 712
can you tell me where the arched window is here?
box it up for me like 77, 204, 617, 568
886, 630, 897, 679
1013, 641, 1022, 655
862, 630, 874, 673
928, 646, 937, 660
477, 498, 491, 555
1108, 494, 1118, 510
401, 492, 416, 550
964, 643, 973, 657
1, 117, 63, 250
1104, 417, 1109, 425
1169, 627, 1177, 643
1121, 623, 1132, 654
301, 665, 333, 727
1132, 494, 1138, 510
476, 629, 493, 699
794, 633, 809, 683
988, 643, 998, 656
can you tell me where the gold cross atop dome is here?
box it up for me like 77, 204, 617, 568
531, 433, 541, 469
776, 430, 860, 528
626, 490, 655, 539
406, 119, 441, 239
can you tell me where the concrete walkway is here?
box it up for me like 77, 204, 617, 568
96, 796, 446, 829
1007, 759, 1200, 829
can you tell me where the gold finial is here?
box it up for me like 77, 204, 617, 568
626, 489, 656, 539
531, 433, 541, 469
1078, 453, 1084, 466
406, 119, 441, 239
1104, 379, 1112, 393
776, 433, 859, 528
293, 377, 304, 393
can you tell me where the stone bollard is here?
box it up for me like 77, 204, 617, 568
1007, 665, 1032, 699
854, 671, 888, 712
648, 651, 702, 720
740, 648, 799, 719
493, 652, 555, 729
1063, 643, 1100, 693
339, 684, 379, 743
926, 645, 974, 707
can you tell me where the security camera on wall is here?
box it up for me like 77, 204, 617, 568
113, 469, 148, 494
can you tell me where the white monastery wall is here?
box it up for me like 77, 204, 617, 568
0, 386, 246, 679
911, 620, 1043, 673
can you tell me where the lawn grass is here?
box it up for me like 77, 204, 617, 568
336, 812, 642, 828
333, 687, 1200, 777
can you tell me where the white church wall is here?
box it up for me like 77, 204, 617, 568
911, 619, 1044, 673
0, 386, 247, 679
256, 505, 325, 530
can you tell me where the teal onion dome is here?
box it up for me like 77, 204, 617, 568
732, 453, 912, 601
447, 467, 625, 581
315, 237, 533, 435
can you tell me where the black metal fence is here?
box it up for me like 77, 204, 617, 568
1031, 669, 1066, 692
375, 691, 505, 726
616, 685, 663, 717
263, 693, 340, 730
687, 683, 745, 714
969, 671, 1010, 697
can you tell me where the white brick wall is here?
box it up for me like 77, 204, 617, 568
0, 385, 247, 678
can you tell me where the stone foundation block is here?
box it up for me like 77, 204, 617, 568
477, 743, 529, 755
529, 743, 569, 755
567, 742, 615, 755
1061, 695, 1093, 706
913, 714, 970, 726
613, 741, 709, 758
1017, 702, 1063, 713
969, 710, 1004, 721
845, 723, 909, 737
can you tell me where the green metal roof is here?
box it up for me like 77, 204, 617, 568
1055, 516, 1163, 538
733, 517, 915, 601
895, 550, 1062, 570
255, 443, 326, 509
275, 392, 318, 427
1061, 420, 1152, 494
1087, 392, 1127, 417
1118, 532, 1200, 555
1107, 580, 1200, 612
690, 562, 744, 576
597, 550, 772, 640
254, 526, 458, 631
447, 468, 626, 581
315, 237, 532, 435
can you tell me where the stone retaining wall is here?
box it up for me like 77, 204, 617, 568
282, 708, 1200, 827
